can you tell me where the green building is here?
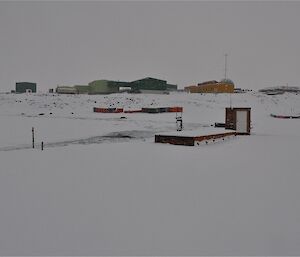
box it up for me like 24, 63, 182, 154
16, 82, 37, 93
130, 77, 166, 92
166, 83, 178, 91
55, 77, 177, 95
74, 85, 90, 94
128, 77, 177, 93
88, 80, 120, 94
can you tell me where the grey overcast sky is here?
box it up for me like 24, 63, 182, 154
0, 1, 300, 92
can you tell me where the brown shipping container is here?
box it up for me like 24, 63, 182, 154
94, 107, 124, 113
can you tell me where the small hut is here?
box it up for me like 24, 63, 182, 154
225, 108, 251, 135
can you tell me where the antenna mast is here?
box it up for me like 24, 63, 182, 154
224, 53, 228, 79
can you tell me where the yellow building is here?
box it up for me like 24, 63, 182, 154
185, 79, 235, 93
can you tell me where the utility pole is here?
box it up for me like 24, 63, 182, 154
32, 127, 35, 149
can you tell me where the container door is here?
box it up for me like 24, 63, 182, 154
236, 110, 248, 133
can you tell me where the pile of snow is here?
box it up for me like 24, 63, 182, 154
0, 91, 300, 255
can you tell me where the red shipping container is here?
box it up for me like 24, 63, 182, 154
168, 107, 183, 112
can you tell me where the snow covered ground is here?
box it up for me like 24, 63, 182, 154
0, 91, 299, 255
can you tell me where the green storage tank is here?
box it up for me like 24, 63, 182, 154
56, 86, 77, 94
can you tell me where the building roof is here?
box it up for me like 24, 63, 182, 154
131, 77, 167, 83
220, 78, 234, 85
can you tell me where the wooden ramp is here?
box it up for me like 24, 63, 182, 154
155, 131, 236, 146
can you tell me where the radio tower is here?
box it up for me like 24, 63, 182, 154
224, 53, 228, 79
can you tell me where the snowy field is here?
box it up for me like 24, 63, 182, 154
0, 91, 300, 255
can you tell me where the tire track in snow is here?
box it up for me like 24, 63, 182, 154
0, 130, 155, 152
0, 123, 210, 152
